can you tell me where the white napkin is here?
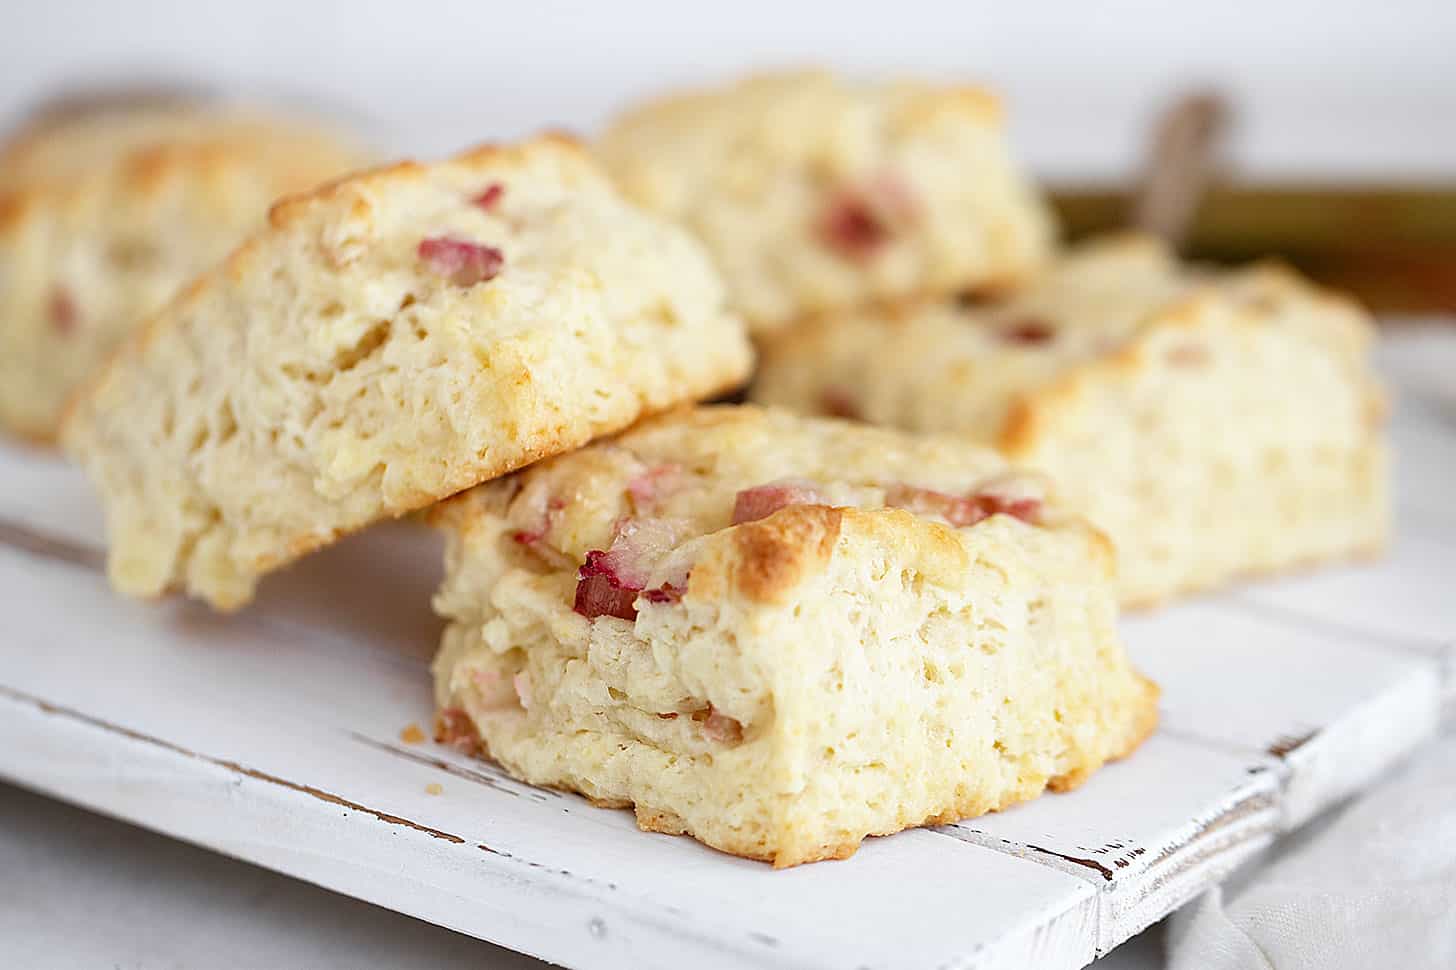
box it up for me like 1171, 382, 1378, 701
1167, 730, 1456, 970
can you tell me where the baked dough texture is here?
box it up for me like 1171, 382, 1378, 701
432, 405, 1157, 866
596, 70, 1054, 334
751, 235, 1389, 605
0, 102, 368, 440
63, 136, 754, 609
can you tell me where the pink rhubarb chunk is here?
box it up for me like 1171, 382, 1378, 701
627, 463, 682, 507
700, 707, 743, 744
418, 236, 504, 286
731, 480, 826, 525
885, 484, 1041, 527
472, 183, 505, 210
820, 386, 862, 421
817, 175, 916, 261
49, 287, 77, 335
573, 552, 642, 621
572, 518, 692, 620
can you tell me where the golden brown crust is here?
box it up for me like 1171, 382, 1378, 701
995, 395, 1043, 457
726, 505, 843, 605
1048, 673, 1161, 791
635, 806, 868, 868
997, 287, 1371, 459
266, 132, 586, 230
608, 70, 1004, 139
1, 125, 361, 229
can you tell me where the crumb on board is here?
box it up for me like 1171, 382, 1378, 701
426, 783, 444, 796
399, 723, 426, 745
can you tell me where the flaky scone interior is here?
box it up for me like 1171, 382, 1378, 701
432, 406, 1157, 867
752, 235, 1388, 606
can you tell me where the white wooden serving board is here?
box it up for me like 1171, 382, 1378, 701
1, 333, 1453, 970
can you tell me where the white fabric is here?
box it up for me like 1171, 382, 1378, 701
1168, 732, 1456, 970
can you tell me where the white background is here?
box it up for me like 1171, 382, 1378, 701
2, 0, 1454, 182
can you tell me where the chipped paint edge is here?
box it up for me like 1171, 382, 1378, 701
1275, 663, 1443, 829
939, 767, 1280, 954
1098, 775, 1279, 952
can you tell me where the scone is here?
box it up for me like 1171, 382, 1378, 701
432, 406, 1158, 867
0, 98, 368, 440
752, 235, 1388, 606
596, 70, 1054, 334
63, 135, 754, 610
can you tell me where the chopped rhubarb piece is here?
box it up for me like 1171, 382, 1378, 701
572, 517, 693, 619
573, 572, 639, 621
418, 236, 504, 286
885, 484, 1042, 527
817, 175, 916, 261
601, 518, 682, 588
699, 707, 743, 744
472, 183, 505, 210
574, 551, 642, 620
433, 707, 481, 754
818, 193, 889, 260
731, 479, 826, 525
627, 463, 682, 507
49, 287, 77, 335
577, 549, 626, 581
885, 484, 985, 527
980, 494, 1041, 523
820, 386, 861, 421
1001, 318, 1055, 345
512, 497, 565, 545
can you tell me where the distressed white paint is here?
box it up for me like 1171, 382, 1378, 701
1123, 602, 1449, 828
944, 735, 1280, 954
0, 330, 1452, 969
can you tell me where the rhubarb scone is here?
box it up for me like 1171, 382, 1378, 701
0, 98, 368, 441
431, 406, 1158, 867
596, 70, 1054, 334
752, 235, 1389, 606
63, 135, 754, 609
